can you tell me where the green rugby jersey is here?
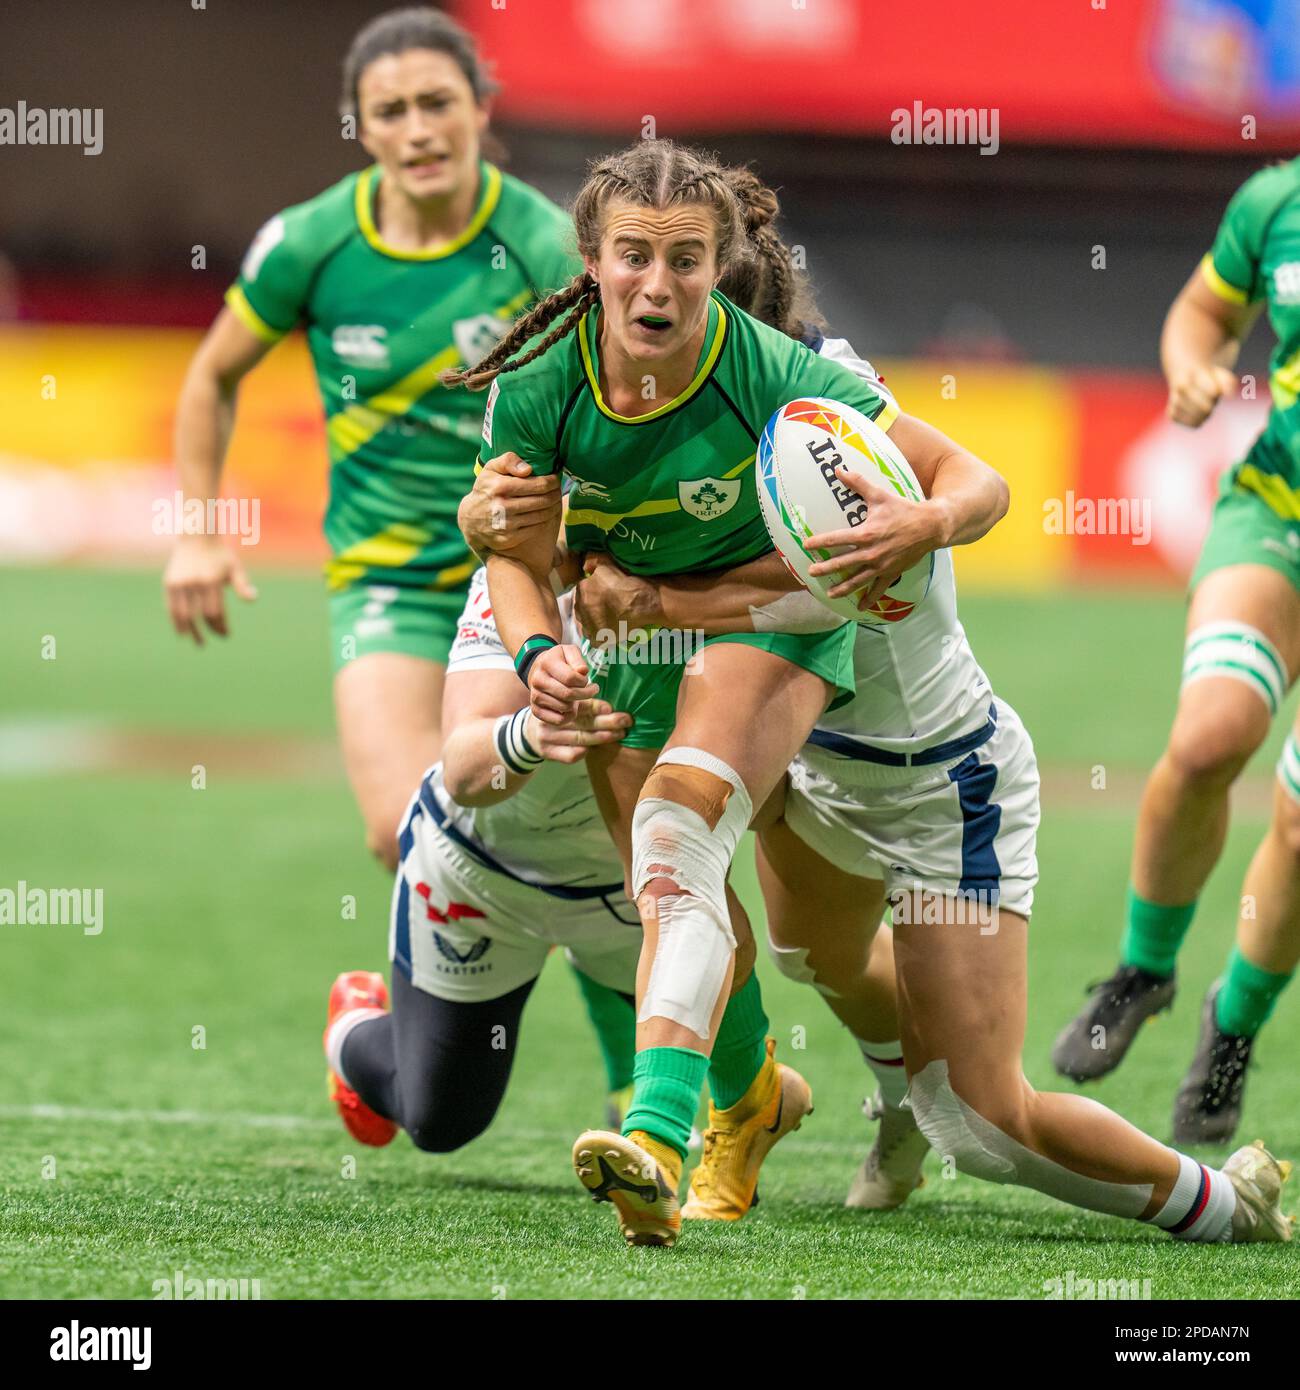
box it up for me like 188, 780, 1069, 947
1202, 157, 1300, 513
225, 161, 578, 591
479, 292, 899, 575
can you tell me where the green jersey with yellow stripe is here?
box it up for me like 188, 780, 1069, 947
479, 291, 898, 575
1202, 157, 1300, 512
226, 161, 577, 593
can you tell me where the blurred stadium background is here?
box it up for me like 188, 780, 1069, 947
4, 0, 1300, 1299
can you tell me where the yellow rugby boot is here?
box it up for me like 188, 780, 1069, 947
1225, 1140, 1294, 1243
573, 1129, 683, 1247
682, 1038, 812, 1221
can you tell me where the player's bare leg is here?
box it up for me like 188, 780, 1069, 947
334, 652, 445, 871
1173, 713, 1300, 1142
757, 813, 927, 1209
898, 892, 1291, 1242
1054, 565, 1300, 1082
574, 645, 822, 1242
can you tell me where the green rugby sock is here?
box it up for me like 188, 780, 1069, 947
707, 971, 770, 1110
1215, 947, 1294, 1038
622, 1047, 710, 1159
1120, 887, 1196, 977
571, 966, 635, 1092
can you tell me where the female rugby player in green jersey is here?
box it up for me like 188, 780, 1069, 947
163, 9, 575, 871
450, 139, 1013, 1246
1054, 158, 1300, 1143
465, 164, 1293, 1249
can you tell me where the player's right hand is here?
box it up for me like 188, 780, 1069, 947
527, 643, 598, 726
1167, 364, 1238, 428
459, 451, 561, 555
163, 536, 257, 645
524, 699, 632, 763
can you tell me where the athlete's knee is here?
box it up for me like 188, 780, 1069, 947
404, 1107, 493, 1154
1165, 705, 1263, 786
767, 936, 845, 1000
907, 1060, 1031, 1183
1169, 622, 1286, 782
632, 749, 753, 1034
1272, 735, 1300, 858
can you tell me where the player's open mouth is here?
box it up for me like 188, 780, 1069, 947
404, 154, 447, 172
636, 315, 672, 332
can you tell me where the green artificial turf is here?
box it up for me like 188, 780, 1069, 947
0, 569, 1296, 1299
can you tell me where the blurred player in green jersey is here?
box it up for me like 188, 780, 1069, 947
164, 8, 575, 868
1054, 158, 1300, 1144
164, 9, 641, 1126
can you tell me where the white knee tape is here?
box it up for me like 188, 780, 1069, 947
906, 1060, 1152, 1219
766, 939, 842, 1000
631, 747, 752, 904
633, 748, 752, 1040
640, 894, 737, 1040
1182, 621, 1287, 717
1278, 733, 1300, 806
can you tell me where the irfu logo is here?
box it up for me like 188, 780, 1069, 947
679, 476, 739, 521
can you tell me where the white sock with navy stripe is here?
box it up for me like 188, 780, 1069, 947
1150, 1152, 1236, 1242
855, 1036, 909, 1109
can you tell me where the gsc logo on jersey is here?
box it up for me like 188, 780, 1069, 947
333, 324, 390, 369
454, 313, 512, 370
1275, 262, 1300, 304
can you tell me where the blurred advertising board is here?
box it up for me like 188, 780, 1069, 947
0, 327, 1271, 587
454, 0, 1300, 150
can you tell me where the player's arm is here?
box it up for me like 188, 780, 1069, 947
574, 551, 837, 638
458, 452, 563, 561
164, 308, 271, 643
440, 667, 630, 807
472, 381, 597, 726
805, 412, 1009, 605
576, 423, 1007, 632
1161, 267, 1262, 428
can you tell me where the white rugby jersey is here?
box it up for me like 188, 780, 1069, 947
812, 335, 994, 756
426, 567, 625, 891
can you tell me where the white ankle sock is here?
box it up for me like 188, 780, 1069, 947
326, 1007, 385, 1088
855, 1036, 909, 1108
1151, 1152, 1236, 1243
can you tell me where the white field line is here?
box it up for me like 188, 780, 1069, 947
0, 1103, 854, 1154
0, 1102, 336, 1131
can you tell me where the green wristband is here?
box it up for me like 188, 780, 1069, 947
514, 634, 558, 686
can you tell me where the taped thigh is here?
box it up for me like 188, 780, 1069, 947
1182, 621, 1287, 717
906, 1059, 1151, 1219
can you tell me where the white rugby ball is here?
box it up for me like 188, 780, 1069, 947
757, 396, 933, 623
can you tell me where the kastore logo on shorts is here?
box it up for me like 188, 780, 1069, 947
415, 885, 494, 974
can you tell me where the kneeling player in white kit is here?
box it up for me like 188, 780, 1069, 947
322, 568, 644, 1152
482, 327, 1293, 1243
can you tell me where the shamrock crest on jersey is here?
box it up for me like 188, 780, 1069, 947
680, 477, 739, 521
